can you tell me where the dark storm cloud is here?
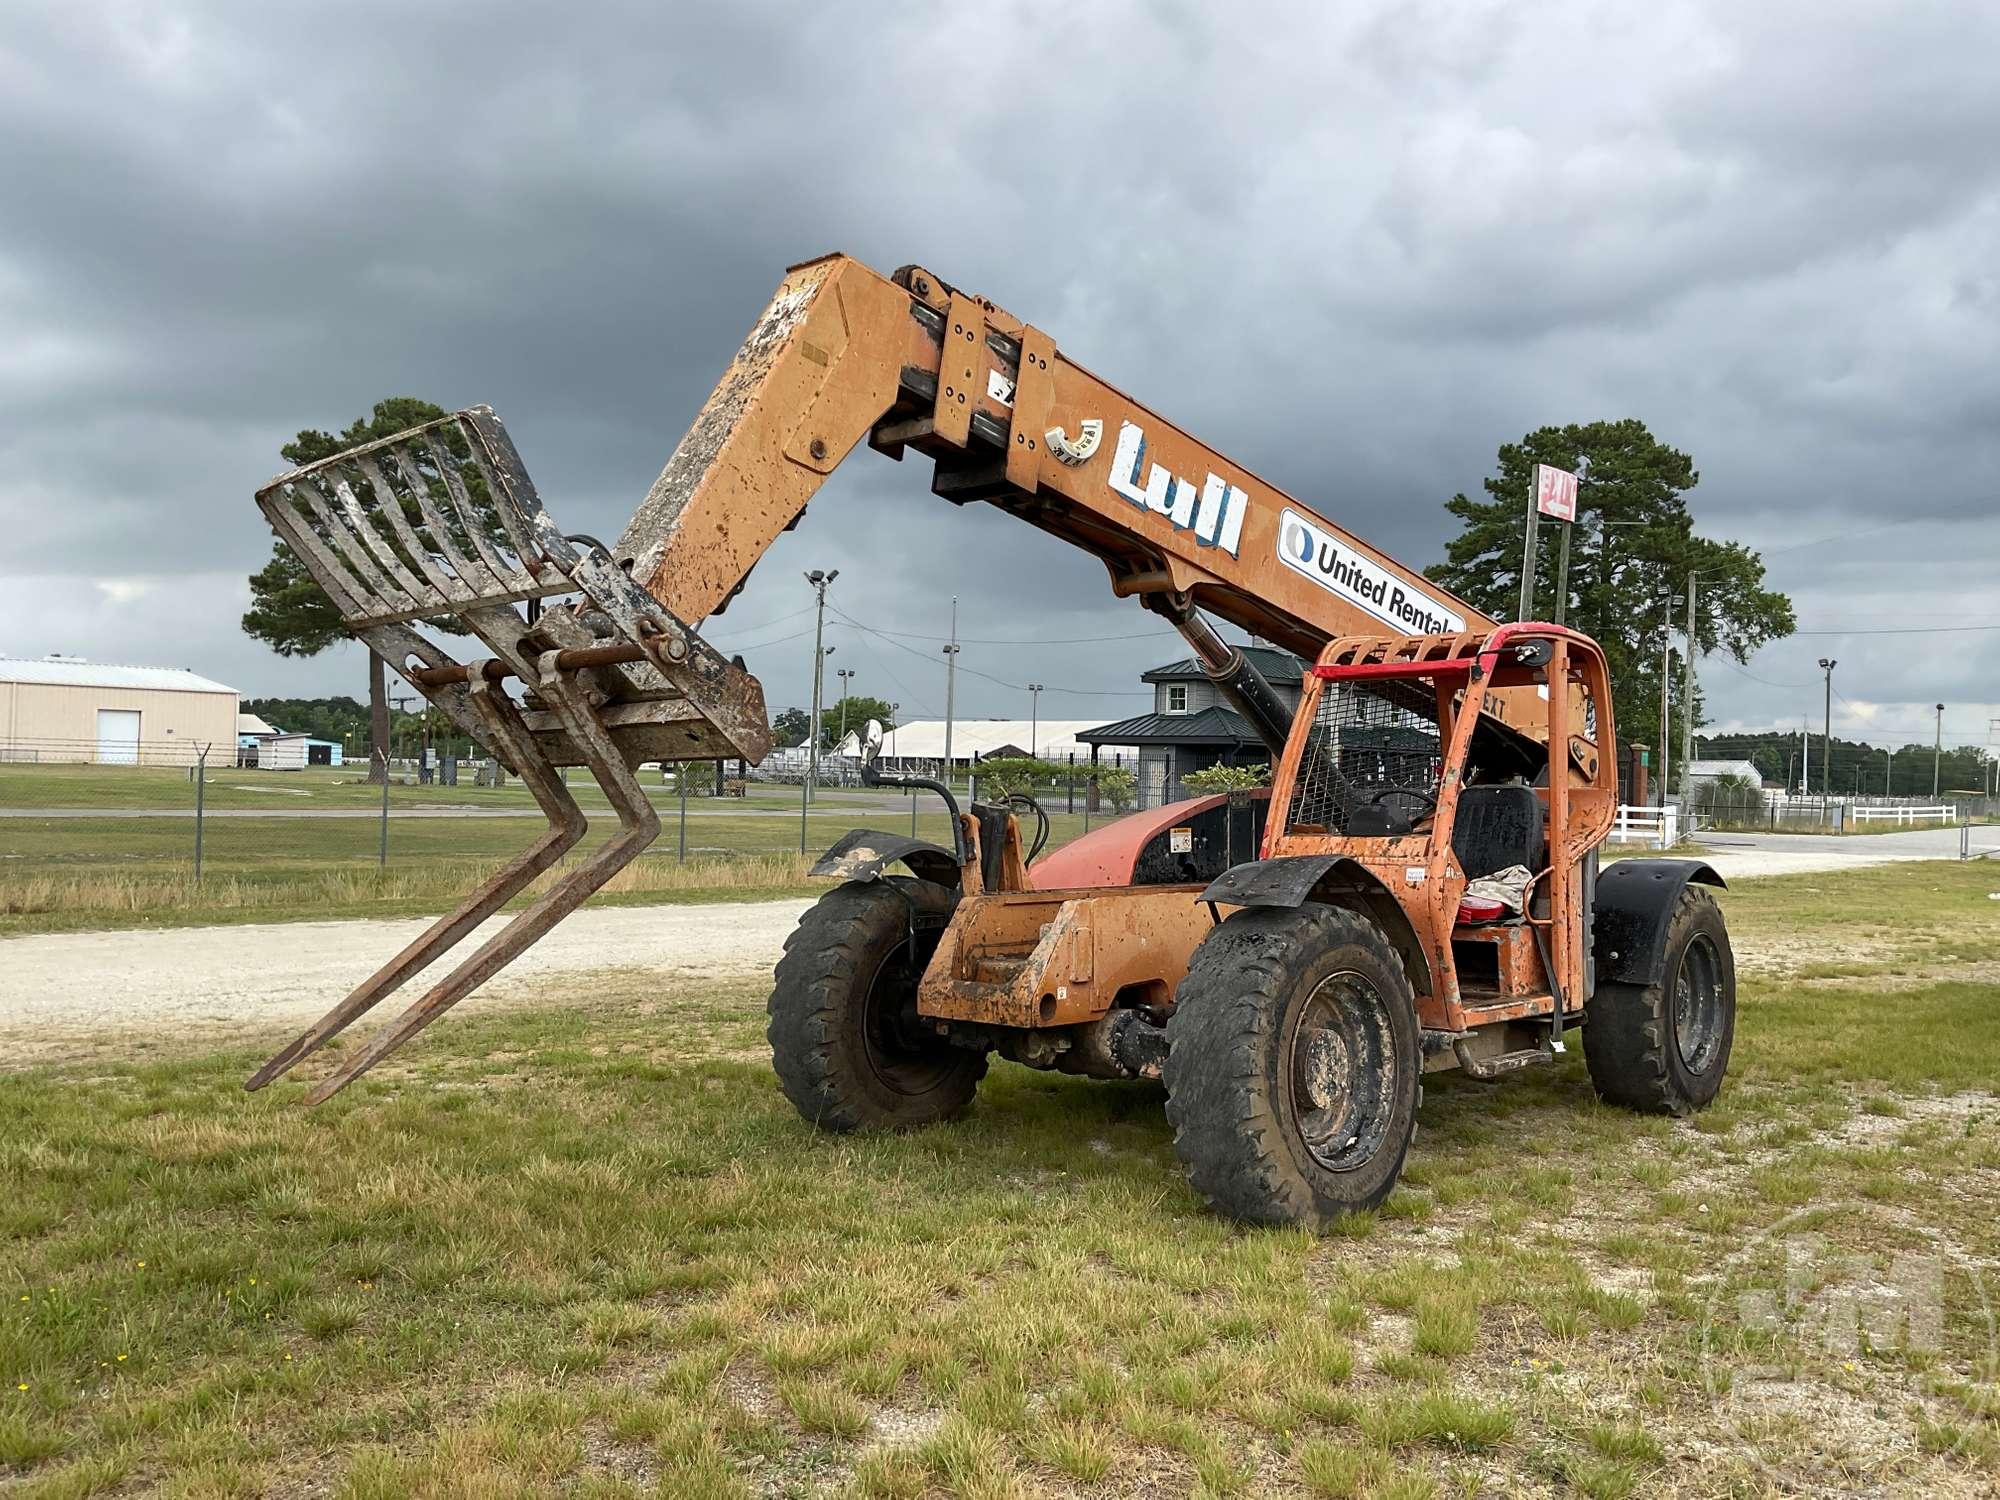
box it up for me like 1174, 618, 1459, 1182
2, 0, 1995, 748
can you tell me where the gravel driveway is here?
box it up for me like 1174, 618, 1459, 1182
0, 898, 814, 1064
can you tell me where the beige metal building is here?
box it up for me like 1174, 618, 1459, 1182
0, 657, 239, 766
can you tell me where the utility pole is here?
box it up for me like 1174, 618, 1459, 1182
1885, 744, 1893, 796
941, 595, 960, 786
1933, 703, 1945, 798
1517, 495, 1540, 622
835, 667, 856, 750
1551, 520, 1571, 626
1817, 658, 1836, 819
1656, 590, 1675, 802
1801, 715, 1810, 797
803, 568, 838, 803
1678, 574, 1698, 802
1026, 683, 1044, 760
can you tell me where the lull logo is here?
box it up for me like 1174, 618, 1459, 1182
1278, 509, 1467, 635
1106, 422, 1247, 556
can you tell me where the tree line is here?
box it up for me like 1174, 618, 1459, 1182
1695, 729, 1993, 798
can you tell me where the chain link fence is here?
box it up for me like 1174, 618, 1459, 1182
1681, 791, 1994, 834
0, 751, 1133, 930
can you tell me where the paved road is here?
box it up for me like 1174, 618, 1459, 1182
1697, 823, 1998, 877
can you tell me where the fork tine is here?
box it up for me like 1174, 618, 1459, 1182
244, 675, 586, 1091
300, 661, 660, 1104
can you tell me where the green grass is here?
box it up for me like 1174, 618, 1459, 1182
0, 762, 822, 813
0, 783, 1121, 935
3, 862, 1999, 1494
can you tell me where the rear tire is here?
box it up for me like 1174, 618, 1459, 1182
768, 877, 987, 1132
1164, 905, 1421, 1228
1584, 885, 1735, 1115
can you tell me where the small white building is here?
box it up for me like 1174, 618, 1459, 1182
826, 718, 1140, 772
1683, 759, 1763, 792
0, 656, 237, 766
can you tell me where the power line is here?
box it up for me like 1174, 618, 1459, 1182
1757, 520, 1903, 558
1713, 658, 1815, 691
844, 620, 1178, 646
831, 606, 1153, 698
704, 603, 815, 639
837, 627, 937, 720
1790, 621, 2000, 636
721, 624, 818, 653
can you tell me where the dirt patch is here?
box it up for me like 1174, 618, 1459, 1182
0, 898, 814, 1066
865, 1403, 945, 1446
1734, 927, 1904, 977
1802, 959, 2000, 992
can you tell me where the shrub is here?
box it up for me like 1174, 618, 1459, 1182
1181, 763, 1269, 794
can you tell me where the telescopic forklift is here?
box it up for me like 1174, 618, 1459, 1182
246, 253, 1734, 1227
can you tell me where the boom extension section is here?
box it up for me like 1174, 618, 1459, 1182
246, 254, 1496, 1096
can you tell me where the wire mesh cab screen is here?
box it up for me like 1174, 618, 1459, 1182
1286, 681, 1443, 836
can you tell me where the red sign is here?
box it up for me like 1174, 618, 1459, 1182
1534, 464, 1578, 522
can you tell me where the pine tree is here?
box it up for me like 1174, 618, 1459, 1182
241, 398, 450, 780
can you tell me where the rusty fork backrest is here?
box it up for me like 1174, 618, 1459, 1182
245, 407, 772, 1102
254, 407, 770, 772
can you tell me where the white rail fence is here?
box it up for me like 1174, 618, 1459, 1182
1608, 804, 1679, 849
1851, 803, 1956, 826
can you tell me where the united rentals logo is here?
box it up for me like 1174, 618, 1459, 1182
1278, 508, 1467, 635
1107, 421, 1247, 556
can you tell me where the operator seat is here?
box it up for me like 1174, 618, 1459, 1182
1450, 785, 1545, 880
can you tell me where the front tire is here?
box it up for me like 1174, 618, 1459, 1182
1584, 885, 1735, 1115
1164, 905, 1421, 1228
768, 878, 987, 1132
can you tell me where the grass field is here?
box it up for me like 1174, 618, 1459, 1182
0, 781, 1113, 937
0, 764, 826, 814
4, 862, 1998, 1497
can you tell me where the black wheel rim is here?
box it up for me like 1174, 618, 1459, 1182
861, 940, 956, 1097
1286, 969, 1397, 1173
1673, 932, 1724, 1074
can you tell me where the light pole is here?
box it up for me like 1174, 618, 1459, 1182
1817, 659, 1836, 819
941, 595, 959, 786
803, 568, 838, 802
1026, 683, 1044, 760
1679, 573, 1701, 803
1933, 703, 1945, 798
836, 667, 856, 750
1656, 590, 1675, 803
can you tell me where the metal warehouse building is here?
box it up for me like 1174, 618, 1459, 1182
0, 657, 239, 766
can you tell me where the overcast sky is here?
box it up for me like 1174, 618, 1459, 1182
2, 1, 1995, 754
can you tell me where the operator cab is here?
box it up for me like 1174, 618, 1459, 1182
1269, 627, 1612, 935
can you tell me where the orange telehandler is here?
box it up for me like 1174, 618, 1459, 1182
246, 254, 1735, 1227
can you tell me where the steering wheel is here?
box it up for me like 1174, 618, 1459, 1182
1365, 784, 1438, 817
